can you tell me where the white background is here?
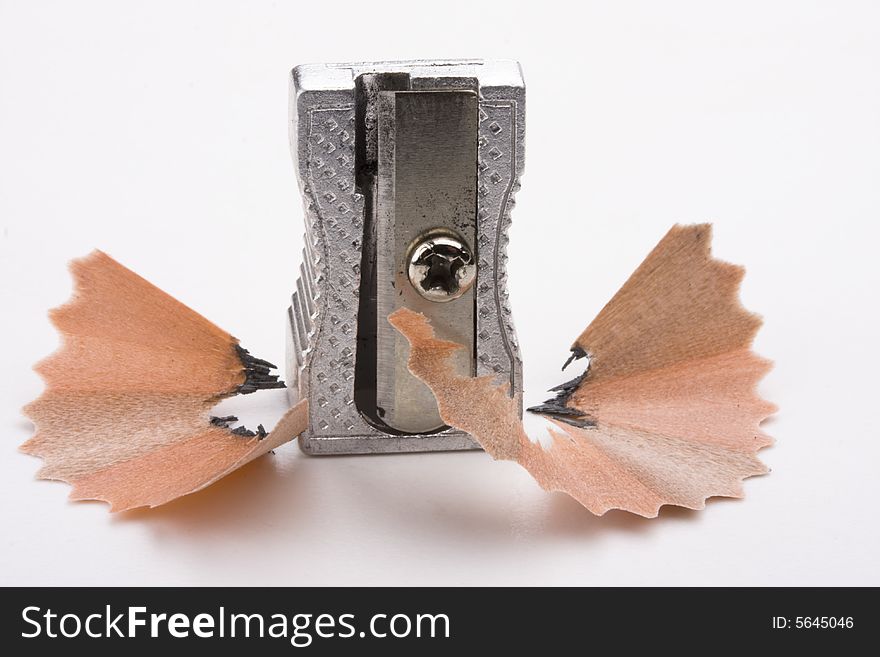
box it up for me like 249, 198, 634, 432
1, 0, 878, 586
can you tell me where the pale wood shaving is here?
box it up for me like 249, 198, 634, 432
390, 224, 775, 517
21, 251, 307, 512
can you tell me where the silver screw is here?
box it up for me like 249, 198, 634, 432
407, 233, 476, 302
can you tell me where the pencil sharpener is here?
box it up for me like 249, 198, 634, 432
286, 60, 525, 454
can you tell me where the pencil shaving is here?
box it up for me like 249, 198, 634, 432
21, 251, 307, 512
390, 224, 775, 517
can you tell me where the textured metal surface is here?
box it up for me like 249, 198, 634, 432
286, 60, 525, 454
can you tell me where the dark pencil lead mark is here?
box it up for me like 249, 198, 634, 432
231, 424, 267, 439
210, 415, 239, 427
210, 415, 268, 440
561, 346, 587, 371
526, 403, 585, 418
527, 358, 596, 428
548, 371, 588, 395
526, 402, 596, 429
235, 344, 286, 394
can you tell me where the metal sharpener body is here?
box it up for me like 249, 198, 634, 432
286, 60, 525, 454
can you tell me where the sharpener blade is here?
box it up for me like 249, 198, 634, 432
374, 90, 477, 433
